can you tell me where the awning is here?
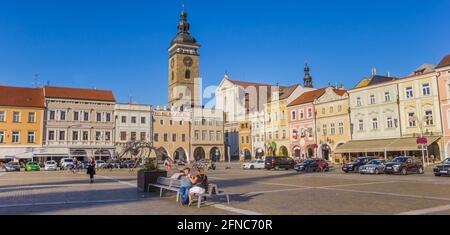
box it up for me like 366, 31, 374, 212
334, 139, 394, 154
335, 137, 441, 154
385, 137, 440, 151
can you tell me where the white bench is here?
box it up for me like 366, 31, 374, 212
148, 177, 182, 203
190, 183, 230, 208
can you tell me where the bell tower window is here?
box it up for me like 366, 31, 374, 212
185, 70, 191, 79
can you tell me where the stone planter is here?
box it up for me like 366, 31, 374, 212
137, 169, 167, 192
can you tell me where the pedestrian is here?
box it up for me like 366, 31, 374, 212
179, 168, 193, 205
164, 158, 173, 172
72, 157, 78, 174
87, 158, 96, 184
430, 155, 436, 164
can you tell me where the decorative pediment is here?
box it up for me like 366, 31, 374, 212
315, 88, 345, 103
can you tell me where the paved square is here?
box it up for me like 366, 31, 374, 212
0, 164, 450, 215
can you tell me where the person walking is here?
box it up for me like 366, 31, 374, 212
87, 158, 96, 184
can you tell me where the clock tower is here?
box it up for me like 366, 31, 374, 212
168, 8, 200, 108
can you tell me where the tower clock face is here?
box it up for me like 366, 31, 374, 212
183, 56, 193, 67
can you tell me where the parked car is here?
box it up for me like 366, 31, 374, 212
342, 157, 372, 173
95, 160, 107, 168
265, 156, 295, 170
80, 161, 90, 169
359, 159, 386, 175
123, 160, 136, 168
242, 160, 265, 170
44, 160, 58, 171
434, 158, 450, 177
25, 162, 41, 172
60, 158, 74, 170
384, 157, 424, 175
4, 162, 20, 172
294, 159, 329, 173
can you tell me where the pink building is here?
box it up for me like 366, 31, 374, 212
437, 55, 450, 158
287, 89, 326, 159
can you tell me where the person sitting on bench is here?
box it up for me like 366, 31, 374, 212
188, 167, 208, 206
179, 168, 192, 205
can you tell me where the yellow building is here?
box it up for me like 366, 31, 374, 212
264, 85, 313, 157
238, 120, 252, 161
314, 87, 350, 163
0, 86, 45, 162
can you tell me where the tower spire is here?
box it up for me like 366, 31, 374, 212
304, 63, 313, 88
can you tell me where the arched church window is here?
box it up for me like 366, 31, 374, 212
185, 70, 191, 79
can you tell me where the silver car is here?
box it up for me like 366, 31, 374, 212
359, 159, 386, 175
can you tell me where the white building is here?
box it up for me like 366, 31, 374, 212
115, 103, 152, 158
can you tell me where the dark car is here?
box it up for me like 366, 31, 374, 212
123, 160, 136, 168
294, 159, 329, 173
434, 158, 450, 177
342, 157, 372, 173
4, 162, 21, 172
265, 156, 295, 170
384, 157, 424, 175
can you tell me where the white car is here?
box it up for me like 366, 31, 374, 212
242, 160, 265, 170
60, 158, 74, 170
95, 160, 107, 168
44, 160, 58, 171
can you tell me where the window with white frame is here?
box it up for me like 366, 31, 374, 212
358, 120, 364, 131
300, 110, 304, 119
12, 131, 20, 143
370, 95, 376, 104
387, 117, 394, 129
48, 131, 55, 141
339, 123, 344, 135
308, 108, 313, 118
372, 118, 378, 130
60, 111, 66, 121
322, 124, 327, 135
73, 111, 79, 121
406, 87, 414, 99
27, 131, 35, 143
0, 131, 4, 143
330, 123, 336, 135
356, 97, 362, 106
28, 112, 36, 123
13, 112, 20, 123
0, 111, 4, 122
408, 112, 416, 127
422, 83, 431, 96
291, 111, 297, 120
425, 110, 434, 126
49, 110, 55, 120
385, 92, 391, 102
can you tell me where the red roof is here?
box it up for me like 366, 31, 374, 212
0, 86, 44, 108
288, 89, 326, 107
44, 86, 115, 102
437, 55, 450, 69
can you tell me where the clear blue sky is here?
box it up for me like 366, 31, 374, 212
1, 0, 449, 105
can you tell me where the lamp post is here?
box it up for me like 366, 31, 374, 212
410, 115, 429, 166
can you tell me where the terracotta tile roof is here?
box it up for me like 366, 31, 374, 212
0, 86, 44, 108
436, 55, 450, 69
44, 86, 115, 102
334, 89, 347, 96
288, 88, 326, 107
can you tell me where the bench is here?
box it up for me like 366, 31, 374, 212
148, 177, 182, 203
190, 183, 230, 208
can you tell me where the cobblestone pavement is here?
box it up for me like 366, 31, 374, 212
0, 164, 449, 215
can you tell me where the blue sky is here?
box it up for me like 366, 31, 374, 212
1, 0, 449, 105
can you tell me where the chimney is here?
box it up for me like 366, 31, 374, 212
372, 68, 377, 76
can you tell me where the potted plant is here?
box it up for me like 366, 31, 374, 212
137, 158, 167, 192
